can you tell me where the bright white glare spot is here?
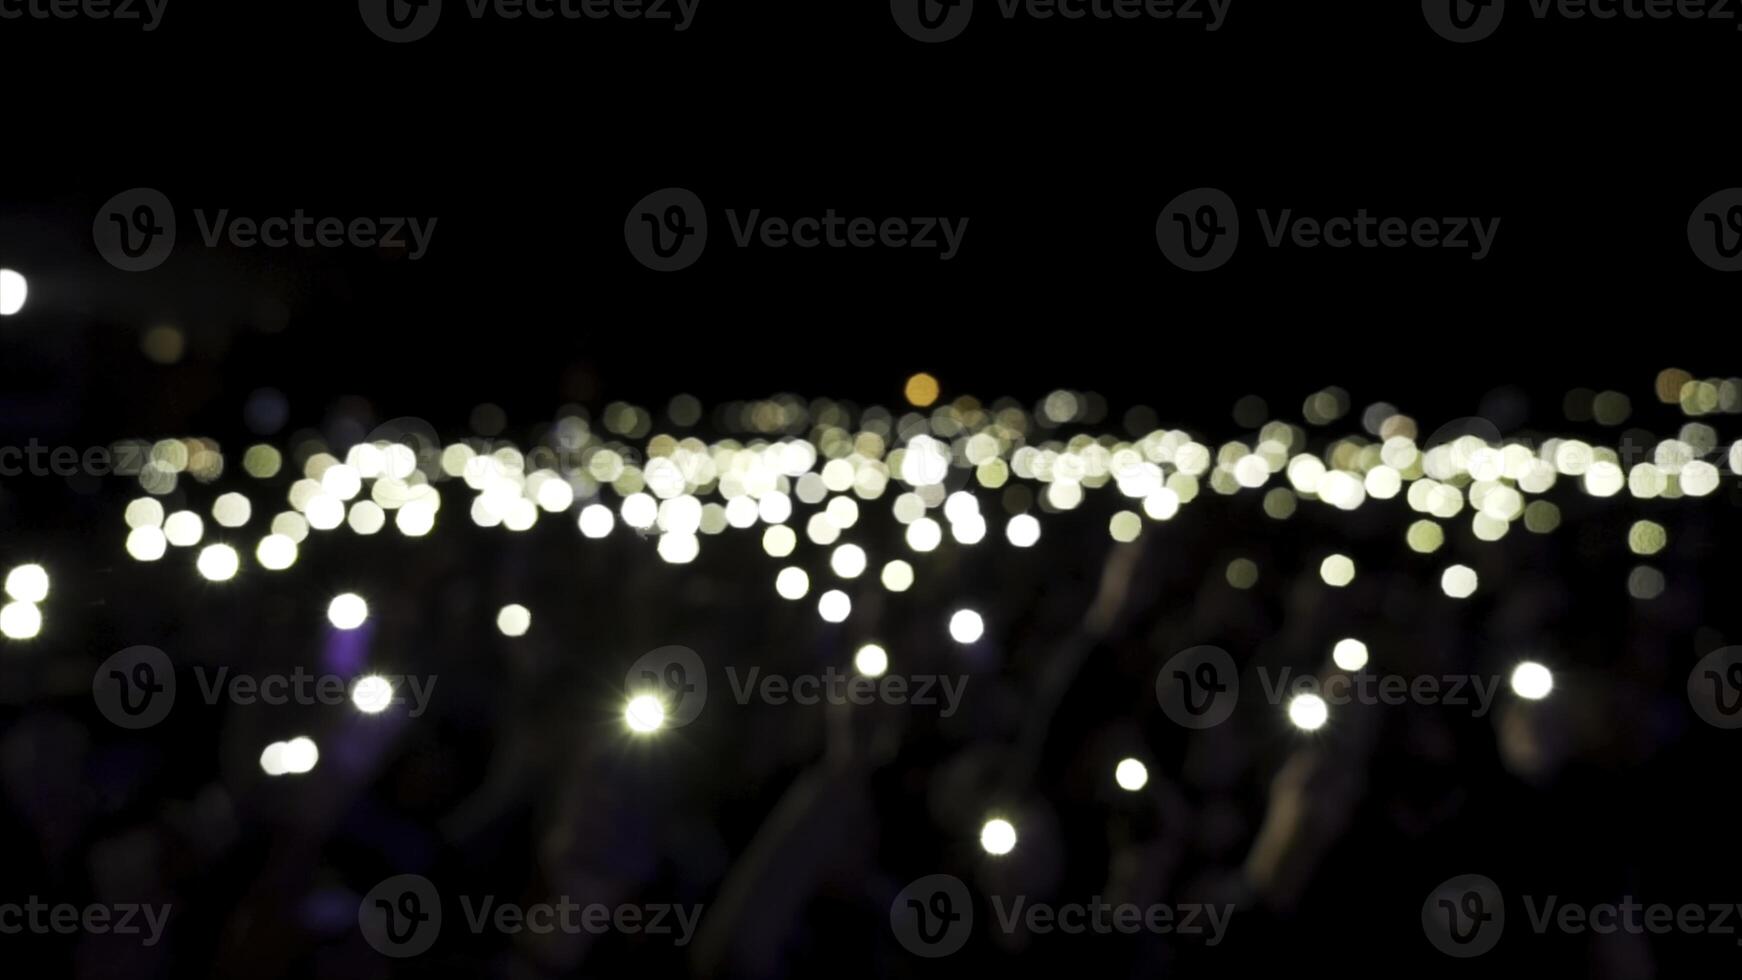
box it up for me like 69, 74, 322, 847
126, 526, 168, 561
196, 544, 240, 581
762, 524, 797, 557
949, 608, 984, 644
625, 693, 665, 733
980, 818, 1017, 855
1332, 638, 1369, 671
775, 566, 810, 600
830, 543, 867, 578
1006, 513, 1041, 547
657, 531, 699, 564
496, 604, 531, 637
164, 511, 204, 547
4, 564, 48, 603
818, 589, 851, 622
351, 675, 394, 714
125, 497, 165, 529
578, 503, 614, 538
306, 493, 345, 530
758, 492, 793, 525
1320, 554, 1356, 587
1510, 661, 1554, 700
259, 736, 318, 776
881, 559, 914, 592
282, 736, 319, 774
1114, 758, 1149, 792
854, 643, 889, 677
1441, 564, 1479, 599
1288, 693, 1330, 731
0, 269, 26, 316
906, 517, 942, 552
348, 501, 386, 535
0, 602, 41, 639
327, 593, 368, 630
256, 533, 297, 570
621, 493, 658, 529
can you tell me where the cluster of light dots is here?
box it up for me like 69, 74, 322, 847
258, 736, 319, 776
77, 374, 1703, 789
0, 564, 48, 639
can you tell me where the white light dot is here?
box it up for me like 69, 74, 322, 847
259, 742, 287, 776
578, 503, 615, 538
255, 533, 297, 570
830, 543, 867, 578
1006, 513, 1041, 547
621, 493, 658, 530
0, 602, 42, 639
0, 268, 26, 316
980, 818, 1017, 856
881, 559, 914, 592
1319, 554, 1356, 587
351, 675, 394, 714
854, 643, 889, 677
124, 497, 165, 529
1114, 758, 1149, 792
1510, 661, 1554, 700
949, 609, 984, 644
327, 593, 368, 630
282, 736, 319, 774
818, 589, 852, 623
4, 564, 49, 603
1288, 693, 1330, 731
347, 501, 386, 535
196, 544, 240, 582
496, 603, 531, 637
164, 510, 204, 547
657, 531, 699, 564
906, 517, 942, 553
1441, 564, 1479, 599
126, 526, 167, 561
1331, 638, 1369, 671
625, 693, 665, 733
775, 566, 810, 600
